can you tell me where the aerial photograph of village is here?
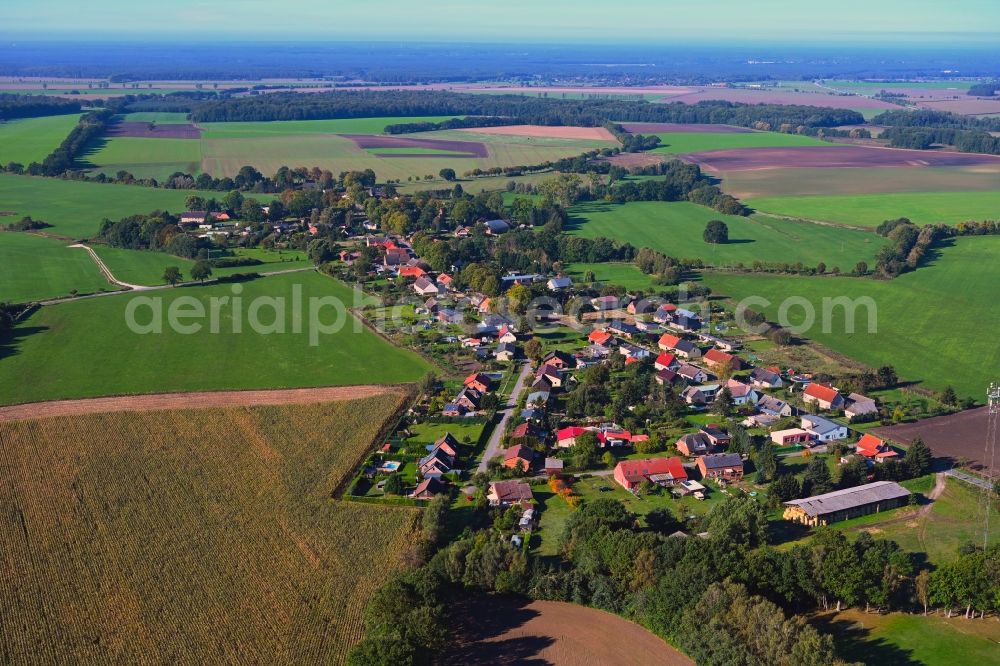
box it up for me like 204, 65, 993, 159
0, 1, 998, 664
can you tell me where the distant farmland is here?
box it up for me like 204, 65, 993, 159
0, 113, 81, 165
0, 233, 112, 302
0, 395, 419, 664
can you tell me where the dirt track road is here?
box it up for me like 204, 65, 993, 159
0, 385, 404, 422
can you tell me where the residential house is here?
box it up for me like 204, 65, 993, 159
655, 368, 681, 386
803, 383, 845, 411
464, 372, 493, 394
669, 308, 703, 332
436, 273, 454, 290
801, 414, 849, 442
497, 325, 518, 344
398, 265, 426, 280
525, 390, 550, 408
544, 457, 564, 475
698, 333, 740, 352
700, 424, 732, 448
503, 444, 535, 471
750, 367, 784, 389
658, 333, 701, 359
677, 363, 710, 384
846, 393, 879, 419
410, 477, 449, 499
703, 348, 742, 371
487, 480, 533, 506
442, 403, 463, 417
676, 432, 713, 457
653, 303, 678, 324
654, 352, 676, 371
697, 453, 744, 482
423, 297, 440, 314
723, 379, 759, 406
682, 384, 719, 406
437, 308, 463, 325
455, 388, 483, 412
618, 343, 651, 361
608, 320, 640, 339
556, 426, 591, 448
412, 276, 440, 296
588, 329, 614, 346
509, 422, 544, 446
597, 427, 632, 447
432, 433, 461, 458
783, 481, 910, 526
591, 295, 620, 311
770, 428, 815, 446
547, 276, 573, 291
495, 342, 516, 362
614, 457, 688, 491
541, 350, 574, 370
536, 366, 564, 389
418, 447, 454, 479
756, 394, 794, 417
856, 434, 899, 462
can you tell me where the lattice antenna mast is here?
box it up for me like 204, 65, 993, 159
983, 382, 999, 549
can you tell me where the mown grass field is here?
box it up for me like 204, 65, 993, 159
0, 233, 112, 302
650, 131, 828, 154
0, 395, 419, 664
815, 608, 1000, 666
122, 112, 193, 124
565, 262, 661, 291
0, 271, 432, 405
747, 191, 1000, 227
0, 113, 80, 165
0, 174, 212, 237
92, 245, 312, 286
81, 136, 203, 180
704, 236, 1000, 398
566, 201, 886, 268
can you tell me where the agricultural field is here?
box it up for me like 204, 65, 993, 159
92, 245, 311, 286
0, 174, 212, 237
80, 136, 203, 179
650, 130, 828, 155
0, 395, 419, 664
566, 200, 886, 268
721, 166, 1000, 199
0, 113, 80, 165
565, 262, 661, 291
0, 233, 112, 302
747, 190, 1000, 227
704, 236, 1000, 398
0, 271, 432, 405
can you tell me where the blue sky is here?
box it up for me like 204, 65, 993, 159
5, 0, 1000, 43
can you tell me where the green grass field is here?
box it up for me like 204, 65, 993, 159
0, 233, 112, 302
0, 114, 80, 166
0, 174, 213, 237
650, 131, 828, 154
704, 236, 1000, 397
0, 271, 432, 405
199, 117, 460, 139
92, 246, 312, 286
81, 136, 203, 180
748, 191, 1000, 227
122, 112, 193, 124
566, 201, 886, 268
565, 262, 661, 291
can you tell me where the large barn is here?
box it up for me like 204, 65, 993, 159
782, 481, 911, 526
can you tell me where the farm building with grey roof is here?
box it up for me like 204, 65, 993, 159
783, 481, 910, 526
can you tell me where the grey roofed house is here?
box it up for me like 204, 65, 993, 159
846, 392, 878, 416
699, 452, 743, 470
526, 390, 550, 406
484, 219, 512, 234
750, 367, 783, 388
673, 339, 699, 355
783, 481, 910, 524
547, 276, 573, 291
756, 394, 793, 416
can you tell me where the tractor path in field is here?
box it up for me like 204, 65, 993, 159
70, 243, 152, 290
0, 385, 406, 422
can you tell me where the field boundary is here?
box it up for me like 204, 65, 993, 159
0, 384, 412, 421
752, 210, 874, 232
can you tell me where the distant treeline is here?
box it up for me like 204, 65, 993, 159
873, 109, 1000, 132
36, 108, 115, 176
187, 90, 864, 128
967, 81, 1000, 96
0, 94, 82, 120
881, 126, 1000, 154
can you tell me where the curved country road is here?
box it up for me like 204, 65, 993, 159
477, 361, 533, 473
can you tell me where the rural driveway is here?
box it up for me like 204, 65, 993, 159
477, 361, 532, 473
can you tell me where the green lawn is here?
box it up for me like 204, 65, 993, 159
704, 236, 1000, 398
651, 131, 828, 154
815, 608, 1000, 666
0, 114, 80, 166
404, 421, 485, 448
0, 174, 214, 238
92, 246, 311, 286
566, 201, 886, 268
0, 271, 432, 405
81, 136, 203, 180
748, 191, 1000, 228
565, 262, 660, 291
0, 233, 112, 302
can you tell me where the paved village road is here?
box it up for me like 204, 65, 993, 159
477, 361, 533, 473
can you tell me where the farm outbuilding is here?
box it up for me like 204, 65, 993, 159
782, 481, 910, 526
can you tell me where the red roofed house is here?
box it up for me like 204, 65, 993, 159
556, 426, 591, 448
399, 265, 426, 279
803, 383, 845, 411
856, 434, 899, 462
436, 273, 453, 288
588, 329, 613, 346
703, 348, 742, 371
654, 352, 676, 371
464, 372, 493, 393
614, 457, 687, 491
503, 444, 535, 471
658, 333, 681, 351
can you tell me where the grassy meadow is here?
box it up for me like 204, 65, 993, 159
704, 236, 1000, 398
0, 396, 419, 663
650, 131, 828, 154
0, 233, 112, 302
81, 136, 203, 180
0, 271, 432, 405
566, 200, 886, 268
92, 246, 312, 286
565, 262, 661, 291
0, 174, 212, 237
748, 190, 1000, 227
0, 113, 81, 165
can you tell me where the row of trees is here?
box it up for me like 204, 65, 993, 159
0, 94, 82, 120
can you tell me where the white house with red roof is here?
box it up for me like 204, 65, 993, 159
803, 383, 845, 411
703, 348, 742, 371
614, 457, 687, 491
855, 434, 899, 462
654, 352, 676, 371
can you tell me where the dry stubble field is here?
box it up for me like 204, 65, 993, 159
0, 392, 417, 664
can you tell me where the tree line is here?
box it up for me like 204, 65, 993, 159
0, 94, 82, 120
